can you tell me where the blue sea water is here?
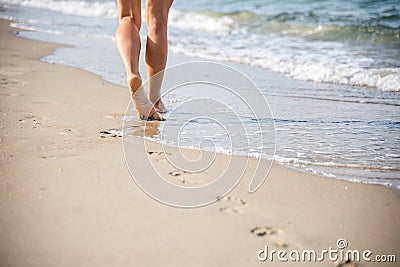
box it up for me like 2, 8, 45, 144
0, 0, 399, 188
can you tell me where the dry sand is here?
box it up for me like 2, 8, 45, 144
0, 19, 399, 266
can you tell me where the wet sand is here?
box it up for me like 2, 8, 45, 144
0, 19, 399, 266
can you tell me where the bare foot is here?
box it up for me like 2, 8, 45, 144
129, 76, 163, 121
153, 99, 168, 113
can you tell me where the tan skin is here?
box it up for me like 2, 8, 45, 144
116, 0, 173, 120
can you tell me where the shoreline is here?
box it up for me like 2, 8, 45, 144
1, 19, 399, 266
10, 14, 400, 188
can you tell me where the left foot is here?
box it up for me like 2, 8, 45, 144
129, 76, 163, 121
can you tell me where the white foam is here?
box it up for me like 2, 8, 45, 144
273, 155, 399, 170
169, 9, 235, 35
2, 0, 118, 19
10, 22, 113, 40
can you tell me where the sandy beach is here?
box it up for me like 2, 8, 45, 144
0, 19, 399, 266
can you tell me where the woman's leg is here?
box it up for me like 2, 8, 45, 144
145, 0, 174, 113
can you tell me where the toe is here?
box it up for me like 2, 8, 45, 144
139, 114, 148, 121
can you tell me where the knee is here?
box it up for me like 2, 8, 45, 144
119, 15, 141, 31
146, 13, 168, 37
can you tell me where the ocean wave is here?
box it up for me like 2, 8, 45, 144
260, 60, 400, 92
167, 7, 400, 92
3, 0, 399, 45
3, 0, 399, 91
170, 43, 400, 92
169, 8, 400, 43
263, 23, 400, 46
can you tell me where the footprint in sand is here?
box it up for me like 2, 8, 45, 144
334, 259, 359, 267
273, 241, 292, 249
18, 115, 43, 129
18, 115, 34, 123
0, 77, 18, 88
148, 151, 166, 156
250, 226, 280, 237
218, 195, 247, 214
167, 168, 207, 186
100, 129, 122, 138
251, 226, 299, 249
168, 169, 190, 184
168, 170, 187, 176
147, 151, 171, 162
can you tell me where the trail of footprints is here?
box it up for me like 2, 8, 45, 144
147, 150, 203, 185
217, 196, 295, 249
142, 149, 296, 250
250, 225, 358, 266
130, 147, 355, 265
217, 195, 247, 214
128, 148, 310, 253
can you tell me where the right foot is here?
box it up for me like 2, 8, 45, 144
153, 99, 168, 113
129, 76, 163, 121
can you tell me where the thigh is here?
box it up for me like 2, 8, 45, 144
117, 0, 142, 27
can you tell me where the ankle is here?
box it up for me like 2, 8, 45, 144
128, 74, 142, 95
149, 95, 161, 104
